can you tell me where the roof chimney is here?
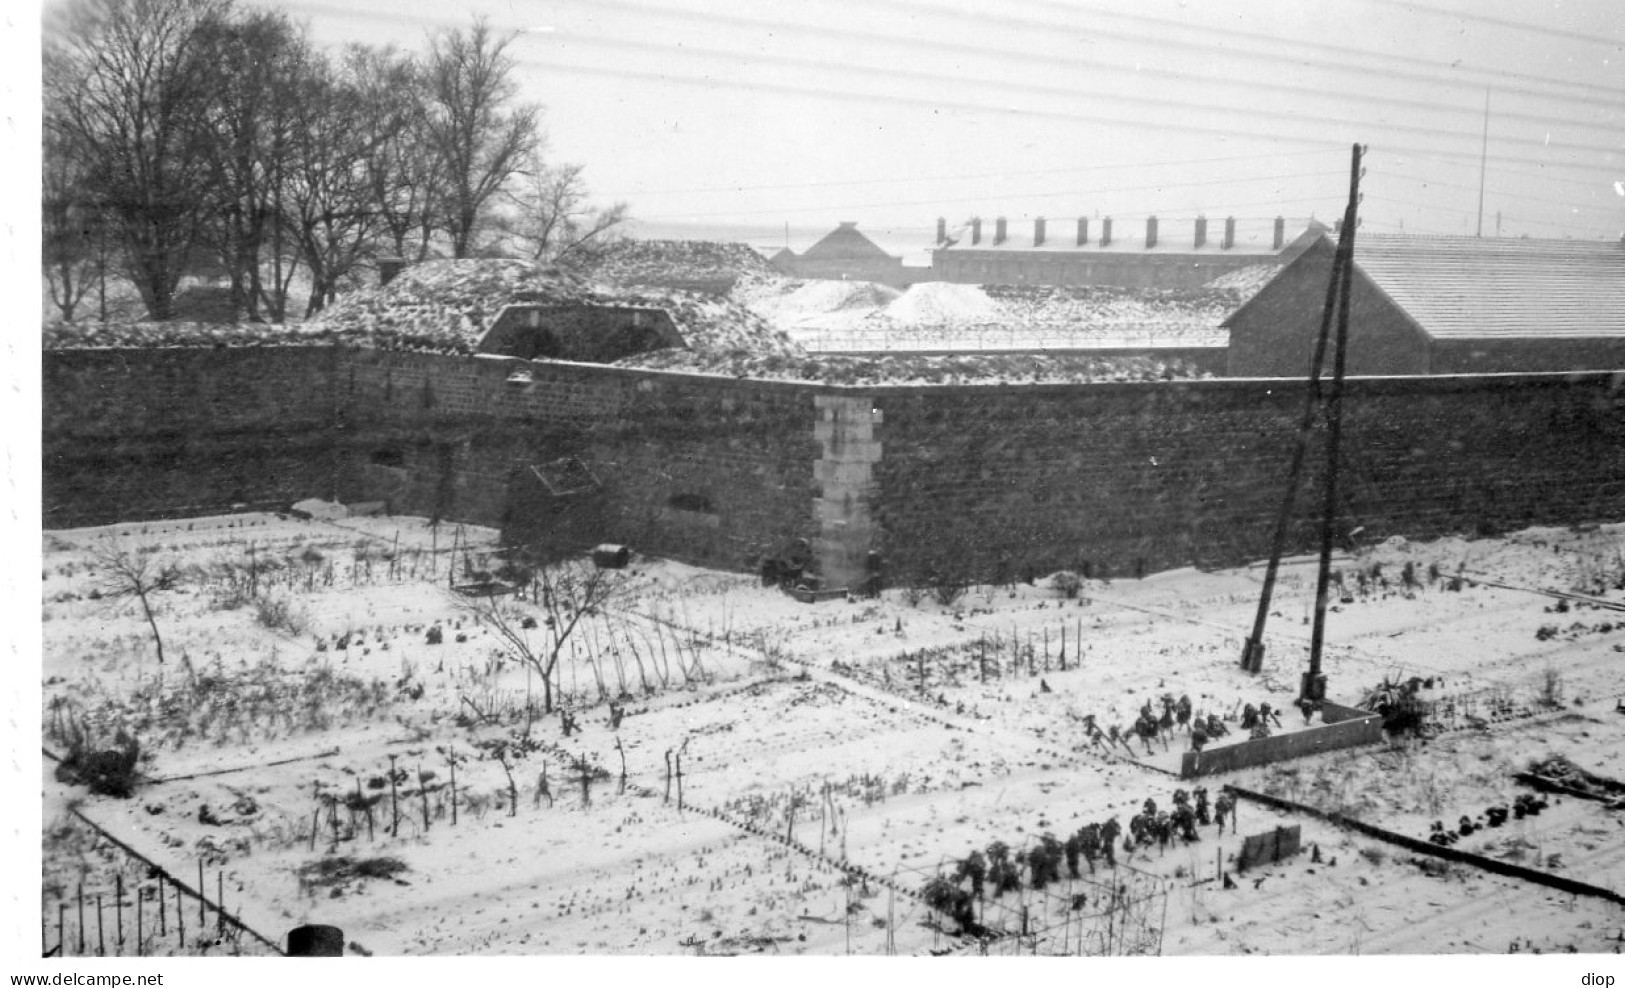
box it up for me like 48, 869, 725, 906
378, 257, 405, 287
1034, 217, 1046, 247
936, 217, 947, 244
1194, 216, 1207, 249
1145, 216, 1159, 249
1223, 217, 1236, 249
994, 216, 1007, 245
1077, 217, 1089, 246
1273, 216, 1285, 250
971, 217, 982, 245
1101, 217, 1113, 247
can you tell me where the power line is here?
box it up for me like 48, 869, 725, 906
1024, 0, 1623, 106
286, 0, 1623, 163
526, 55, 1625, 174
638, 189, 1344, 222
1357, 0, 1625, 49
548, 26, 1621, 153
628, 148, 1341, 197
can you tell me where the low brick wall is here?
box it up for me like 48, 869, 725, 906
1180, 704, 1385, 778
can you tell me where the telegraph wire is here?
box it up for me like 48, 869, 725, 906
1356, 0, 1625, 49
543, 26, 1623, 152
630, 148, 1343, 197
287, 0, 1625, 122
526, 56, 1625, 174
1019, 0, 1623, 105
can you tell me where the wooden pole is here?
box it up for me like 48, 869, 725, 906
115, 874, 124, 950
419, 764, 431, 831
97, 895, 104, 956
77, 884, 85, 955
176, 882, 184, 950
58, 903, 66, 958
135, 887, 142, 957
390, 754, 400, 837
217, 872, 225, 936
158, 876, 166, 936
197, 860, 206, 929
450, 755, 458, 825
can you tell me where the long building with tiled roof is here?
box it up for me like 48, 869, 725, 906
1224, 232, 1625, 376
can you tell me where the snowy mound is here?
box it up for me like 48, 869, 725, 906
752, 280, 900, 320
883, 282, 1001, 325
308, 259, 800, 358
310, 259, 597, 352
586, 239, 776, 289
610, 288, 804, 358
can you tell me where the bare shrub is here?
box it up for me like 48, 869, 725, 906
254, 595, 308, 636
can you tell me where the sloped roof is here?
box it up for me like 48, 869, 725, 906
1348, 234, 1625, 339
800, 222, 896, 261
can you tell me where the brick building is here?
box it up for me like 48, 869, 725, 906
1225, 233, 1625, 377
929, 215, 1323, 289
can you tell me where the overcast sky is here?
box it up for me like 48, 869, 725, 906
24, 0, 1625, 254
264, 0, 1623, 251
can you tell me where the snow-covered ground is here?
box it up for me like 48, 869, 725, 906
39, 513, 1625, 957
740, 278, 1237, 352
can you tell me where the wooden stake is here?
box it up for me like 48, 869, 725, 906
77, 884, 85, 955
449, 754, 458, 825
136, 886, 142, 957
175, 882, 183, 950
419, 764, 431, 831
389, 754, 400, 837
217, 872, 225, 936
115, 874, 124, 949
197, 860, 205, 929
158, 877, 166, 936
57, 903, 66, 958
96, 895, 104, 955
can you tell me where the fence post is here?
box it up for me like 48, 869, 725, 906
97, 895, 104, 956
198, 860, 206, 930
115, 874, 124, 951
77, 884, 85, 955
136, 887, 142, 957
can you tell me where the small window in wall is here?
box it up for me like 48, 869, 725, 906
370, 448, 406, 468
668, 493, 715, 514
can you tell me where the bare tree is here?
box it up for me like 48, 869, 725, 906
498, 154, 628, 265
282, 50, 410, 316
41, 127, 108, 322
422, 17, 542, 258
191, 7, 309, 323
44, 0, 231, 320
94, 542, 185, 676
460, 558, 627, 722
352, 45, 443, 264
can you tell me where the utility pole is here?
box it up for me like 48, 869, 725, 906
1476, 87, 1490, 238
1304, 143, 1367, 707
1240, 147, 1360, 674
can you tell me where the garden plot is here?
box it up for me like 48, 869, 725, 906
40, 514, 1625, 956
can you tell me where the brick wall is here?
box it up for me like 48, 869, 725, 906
42, 348, 1625, 591
43, 348, 341, 526
336, 350, 825, 569
869, 372, 1625, 584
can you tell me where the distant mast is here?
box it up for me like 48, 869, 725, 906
1477, 86, 1491, 238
